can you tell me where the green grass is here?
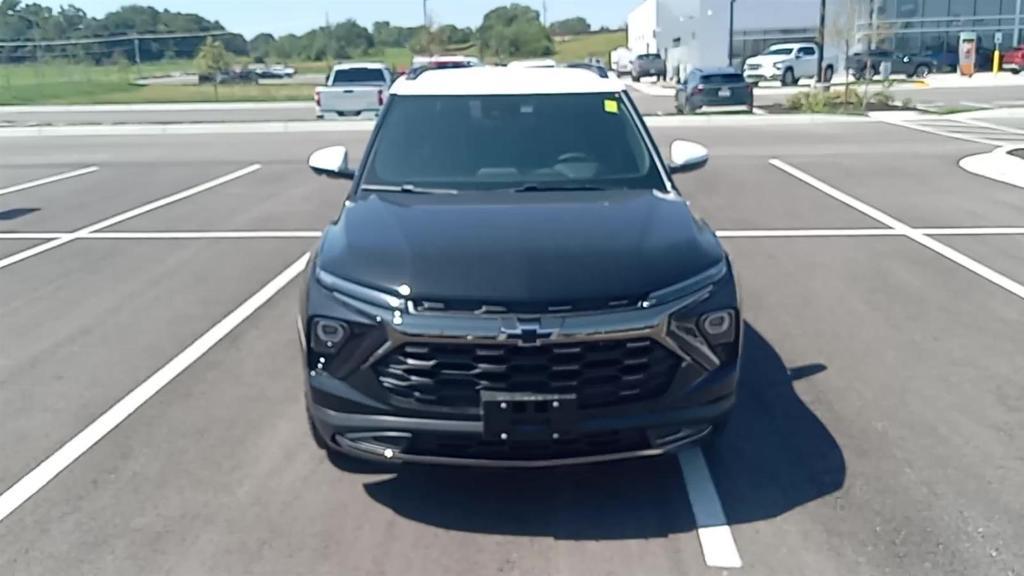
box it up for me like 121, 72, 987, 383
553, 30, 626, 63
0, 32, 628, 105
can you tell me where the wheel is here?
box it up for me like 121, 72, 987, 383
631, 73, 639, 82
1011, 69, 1021, 75
913, 64, 931, 78
315, 113, 324, 120
782, 68, 796, 86
677, 100, 688, 114
823, 65, 834, 83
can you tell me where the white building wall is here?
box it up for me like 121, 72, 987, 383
627, 0, 659, 55
658, 0, 731, 78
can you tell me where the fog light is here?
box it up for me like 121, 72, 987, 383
310, 318, 348, 354
700, 310, 735, 344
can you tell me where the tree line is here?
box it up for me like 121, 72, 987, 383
1, 1, 604, 65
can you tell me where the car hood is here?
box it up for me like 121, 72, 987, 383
745, 55, 789, 67
316, 188, 724, 309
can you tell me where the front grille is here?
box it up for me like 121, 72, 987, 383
745, 63, 761, 70
375, 338, 680, 409
407, 429, 651, 460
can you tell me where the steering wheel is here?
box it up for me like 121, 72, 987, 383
557, 152, 592, 163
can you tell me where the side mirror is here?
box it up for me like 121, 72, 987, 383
308, 146, 355, 179
669, 140, 709, 174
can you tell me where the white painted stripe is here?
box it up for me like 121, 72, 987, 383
881, 119, 1003, 146
920, 227, 1024, 235
0, 233, 66, 240
7, 227, 1024, 243
960, 101, 995, 109
0, 252, 310, 524
771, 158, 1024, 302
83, 231, 323, 240
0, 166, 98, 198
716, 228, 900, 238
956, 117, 1024, 135
677, 446, 742, 568
0, 164, 261, 272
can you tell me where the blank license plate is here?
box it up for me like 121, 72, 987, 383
718, 88, 731, 97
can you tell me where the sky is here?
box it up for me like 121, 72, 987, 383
36, 0, 637, 39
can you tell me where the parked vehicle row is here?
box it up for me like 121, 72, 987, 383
846, 50, 936, 79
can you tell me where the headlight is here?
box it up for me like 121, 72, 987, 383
310, 317, 349, 355
773, 62, 784, 70
700, 310, 736, 345
669, 308, 739, 370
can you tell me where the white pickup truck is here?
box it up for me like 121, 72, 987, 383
314, 63, 393, 119
743, 42, 836, 86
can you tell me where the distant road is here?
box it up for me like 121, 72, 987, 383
0, 88, 673, 126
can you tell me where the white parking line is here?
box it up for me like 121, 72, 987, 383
6, 227, 1024, 243
771, 158, 1024, 302
84, 231, 324, 239
0, 166, 98, 198
0, 252, 310, 524
677, 446, 743, 568
0, 164, 261, 272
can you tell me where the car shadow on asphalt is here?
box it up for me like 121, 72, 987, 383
352, 323, 845, 539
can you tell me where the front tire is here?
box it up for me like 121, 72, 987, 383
823, 65, 834, 83
913, 64, 931, 78
782, 68, 796, 86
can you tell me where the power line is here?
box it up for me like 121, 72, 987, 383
0, 30, 230, 48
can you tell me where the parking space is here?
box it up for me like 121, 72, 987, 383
2, 116, 1024, 575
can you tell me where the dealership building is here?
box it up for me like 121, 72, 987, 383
628, 0, 1024, 74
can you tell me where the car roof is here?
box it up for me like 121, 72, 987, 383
390, 66, 624, 96
767, 43, 812, 49
333, 62, 389, 70
694, 66, 741, 75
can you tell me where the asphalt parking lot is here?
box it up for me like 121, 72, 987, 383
2, 117, 1024, 576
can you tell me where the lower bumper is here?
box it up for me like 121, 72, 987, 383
308, 362, 738, 467
744, 72, 777, 82
331, 426, 712, 467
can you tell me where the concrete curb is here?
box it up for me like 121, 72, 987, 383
0, 113, 879, 137
0, 102, 313, 114
959, 145, 1024, 189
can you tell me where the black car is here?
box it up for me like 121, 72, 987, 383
847, 50, 937, 79
301, 67, 741, 467
676, 67, 753, 114
565, 61, 610, 78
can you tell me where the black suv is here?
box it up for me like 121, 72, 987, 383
301, 67, 742, 467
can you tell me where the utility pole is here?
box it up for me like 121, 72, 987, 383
815, 0, 826, 84
423, 0, 429, 27
543, 0, 548, 26
727, 0, 735, 65
133, 36, 142, 78
1014, 0, 1021, 47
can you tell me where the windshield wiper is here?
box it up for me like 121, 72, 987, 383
360, 184, 458, 195
511, 184, 608, 192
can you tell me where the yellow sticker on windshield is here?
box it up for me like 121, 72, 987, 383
604, 99, 619, 114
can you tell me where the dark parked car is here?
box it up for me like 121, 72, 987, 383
302, 66, 742, 468
847, 50, 937, 79
676, 67, 753, 114
632, 53, 667, 82
565, 61, 610, 78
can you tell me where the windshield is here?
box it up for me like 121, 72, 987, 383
637, 54, 662, 61
361, 93, 662, 191
702, 74, 746, 84
331, 68, 387, 85
762, 47, 794, 56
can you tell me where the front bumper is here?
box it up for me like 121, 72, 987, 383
744, 70, 779, 82
308, 359, 738, 467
